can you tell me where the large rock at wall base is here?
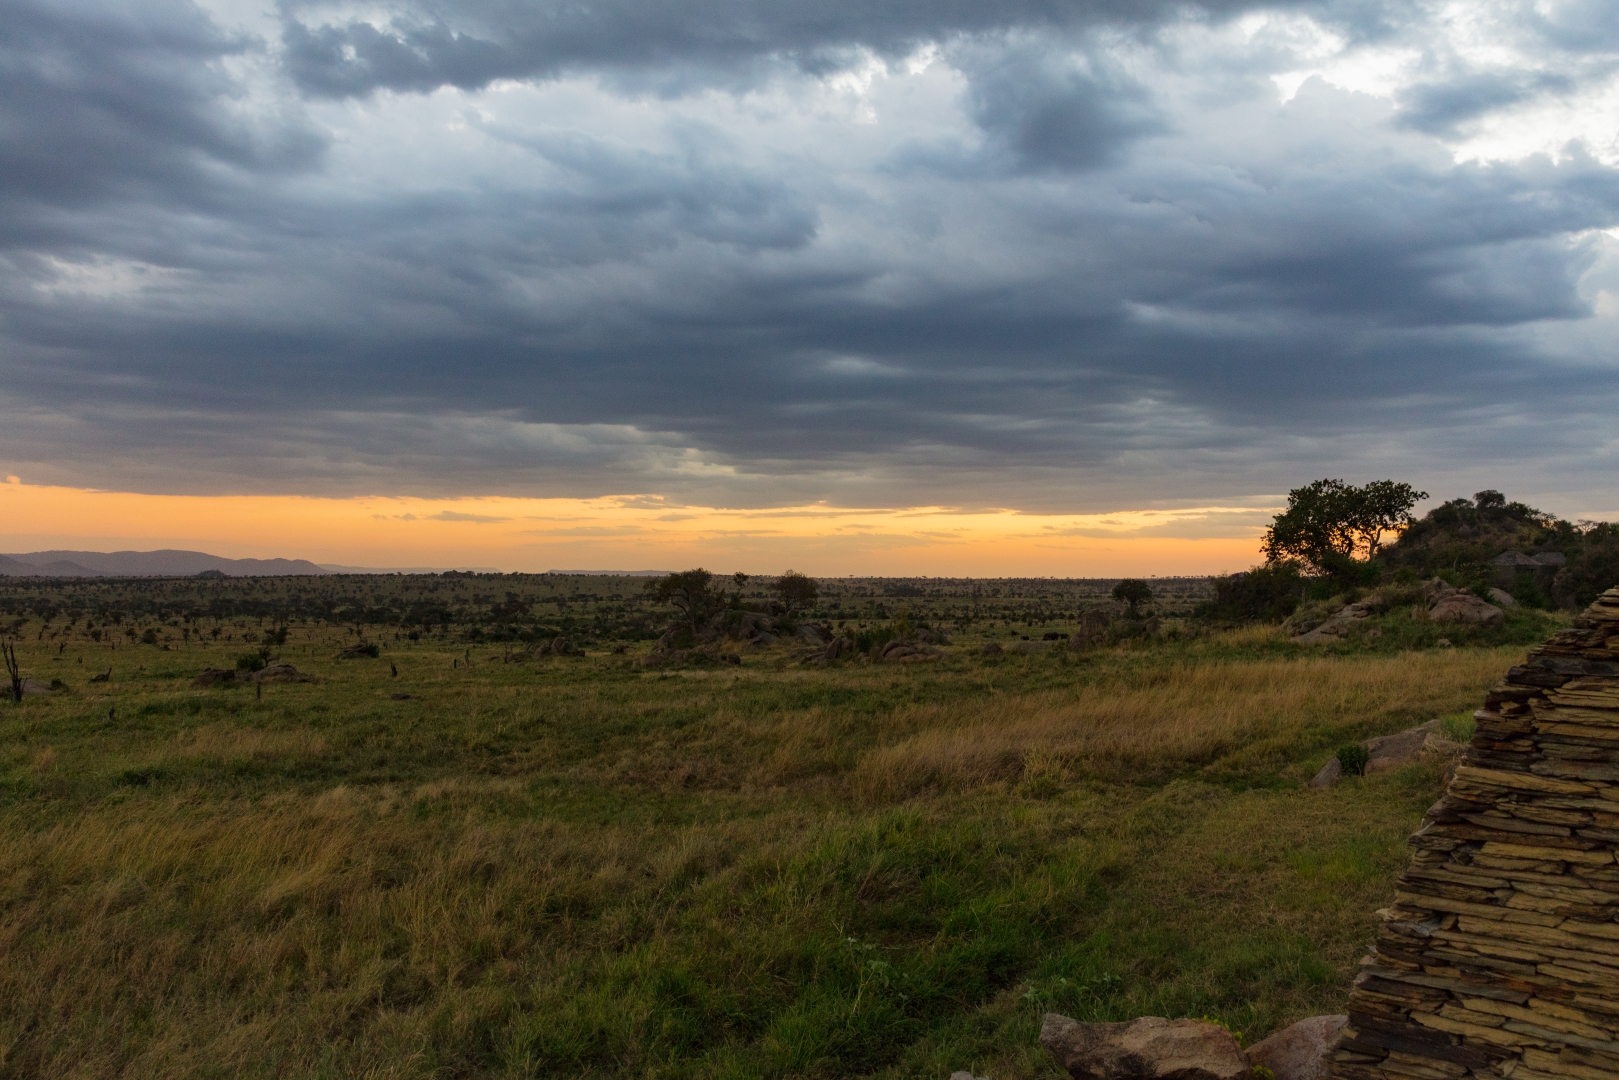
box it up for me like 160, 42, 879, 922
1487, 587, 1520, 609
1040, 1014, 1249, 1080
1244, 1015, 1345, 1080
1308, 721, 1444, 787
1429, 593, 1505, 627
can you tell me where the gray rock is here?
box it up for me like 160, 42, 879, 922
1291, 602, 1374, 644
1309, 720, 1445, 787
1419, 577, 1459, 602
1245, 1015, 1345, 1080
1008, 640, 1052, 654
1429, 593, 1505, 627
980, 642, 1003, 656
1040, 1014, 1248, 1080
1487, 587, 1519, 609
251, 663, 312, 683
949, 1072, 990, 1080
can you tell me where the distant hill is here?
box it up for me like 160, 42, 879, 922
318, 564, 503, 574
0, 549, 330, 577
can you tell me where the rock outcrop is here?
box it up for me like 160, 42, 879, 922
1041, 1015, 1250, 1080
1293, 602, 1378, 644
251, 663, 311, 683
1248, 1015, 1347, 1080
1308, 720, 1465, 788
1327, 586, 1619, 1080
1429, 593, 1506, 628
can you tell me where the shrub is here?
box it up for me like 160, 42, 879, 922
139, 628, 159, 646
235, 652, 267, 673
1336, 743, 1370, 777
854, 626, 898, 655
1195, 563, 1305, 624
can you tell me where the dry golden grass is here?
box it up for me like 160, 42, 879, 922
850, 647, 1513, 801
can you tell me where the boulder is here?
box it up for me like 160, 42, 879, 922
1420, 577, 1460, 602
1309, 720, 1443, 787
251, 663, 312, 683
1291, 602, 1374, 644
19, 678, 57, 696
1429, 593, 1505, 627
949, 1073, 990, 1080
1008, 640, 1052, 654
1487, 587, 1519, 609
1040, 1015, 1248, 1080
980, 642, 1003, 656
1244, 1015, 1345, 1080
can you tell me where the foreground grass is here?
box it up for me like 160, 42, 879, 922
0, 625, 1548, 1078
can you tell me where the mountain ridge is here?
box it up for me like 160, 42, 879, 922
0, 549, 330, 577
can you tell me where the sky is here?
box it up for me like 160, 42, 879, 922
1, 0, 1616, 573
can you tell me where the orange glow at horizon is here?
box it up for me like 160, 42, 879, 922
0, 480, 1272, 576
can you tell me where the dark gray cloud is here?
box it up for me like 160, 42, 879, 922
1, 0, 1618, 518
276, 0, 1304, 99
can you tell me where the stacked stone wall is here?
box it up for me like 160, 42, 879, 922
1332, 587, 1619, 1080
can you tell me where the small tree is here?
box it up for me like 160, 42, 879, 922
772, 570, 819, 614
3, 641, 21, 703
645, 569, 720, 636
1112, 579, 1153, 613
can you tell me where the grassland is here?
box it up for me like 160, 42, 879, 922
0, 580, 1569, 1079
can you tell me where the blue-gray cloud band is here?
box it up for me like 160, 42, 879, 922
1, 0, 1617, 516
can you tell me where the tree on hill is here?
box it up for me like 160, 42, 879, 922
1379, 490, 1616, 607
1111, 579, 1153, 613
645, 569, 720, 636
771, 570, 818, 614
1262, 478, 1427, 575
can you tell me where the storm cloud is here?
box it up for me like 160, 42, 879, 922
1, 0, 1618, 516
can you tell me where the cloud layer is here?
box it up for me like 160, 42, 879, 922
1, 0, 1617, 517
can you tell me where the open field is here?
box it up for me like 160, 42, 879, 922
0, 578, 1570, 1078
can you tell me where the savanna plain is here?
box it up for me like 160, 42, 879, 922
0, 573, 1568, 1079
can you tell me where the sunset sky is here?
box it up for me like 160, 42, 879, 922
2, 0, 1617, 573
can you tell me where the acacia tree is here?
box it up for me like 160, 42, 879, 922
645, 569, 720, 636
1111, 579, 1153, 613
1262, 478, 1427, 574
3, 641, 21, 703
771, 570, 819, 614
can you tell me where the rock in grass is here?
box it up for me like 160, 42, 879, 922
250, 663, 312, 683
1040, 1014, 1248, 1080
1308, 720, 1445, 787
1244, 1015, 1344, 1080
1429, 592, 1505, 627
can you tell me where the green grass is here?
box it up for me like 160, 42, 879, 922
0, 621, 1546, 1078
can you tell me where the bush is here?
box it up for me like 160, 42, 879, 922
138, 628, 158, 646
235, 652, 266, 673
1336, 744, 1369, 777
1556, 524, 1619, 608
1195, 564, 1304, 624
854, 626, 898, 655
